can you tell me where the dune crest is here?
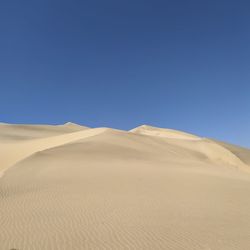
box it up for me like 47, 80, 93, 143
0, 122, 88, 142
0, 123, 249, 176
0, 127, 109, 173
130, 124, 201, 140
61, 121, 89, 129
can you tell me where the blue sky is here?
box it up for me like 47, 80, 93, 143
0, 0, 249, 147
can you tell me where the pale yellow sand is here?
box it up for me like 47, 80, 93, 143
0, 123, 250, 250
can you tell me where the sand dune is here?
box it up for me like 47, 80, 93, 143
0, 127, 110, 173
214, 139, 250, 166
130, 125, 201, 140
0, 123, 250, 249
131, 125, 249, 171
0, 122, 88, 142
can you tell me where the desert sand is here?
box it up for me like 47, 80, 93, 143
0, 123, 250, 250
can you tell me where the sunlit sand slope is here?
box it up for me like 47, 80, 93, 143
0, 122, 88, 142
130, 125, 200, 140
0, 124, 250, 250
131, 125, 249, 171
0, 127, 107, 172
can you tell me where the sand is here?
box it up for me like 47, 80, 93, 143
0, 123, 250, 250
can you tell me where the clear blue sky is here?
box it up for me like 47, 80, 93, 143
0, 0, 249, 147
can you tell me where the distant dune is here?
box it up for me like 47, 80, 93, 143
0, 123, 250, 250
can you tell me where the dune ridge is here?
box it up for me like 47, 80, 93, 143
131, 125, 249, 171
1, 123, 249, 175
130, 125, 201, 140
0, 127, 113, 173
0, 122, 89, 142
0, 123, 250, 250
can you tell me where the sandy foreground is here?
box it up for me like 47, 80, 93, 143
0, 123, 250, 250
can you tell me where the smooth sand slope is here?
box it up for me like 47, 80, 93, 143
0, 122, 88, 142
0, 123, 250, 250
